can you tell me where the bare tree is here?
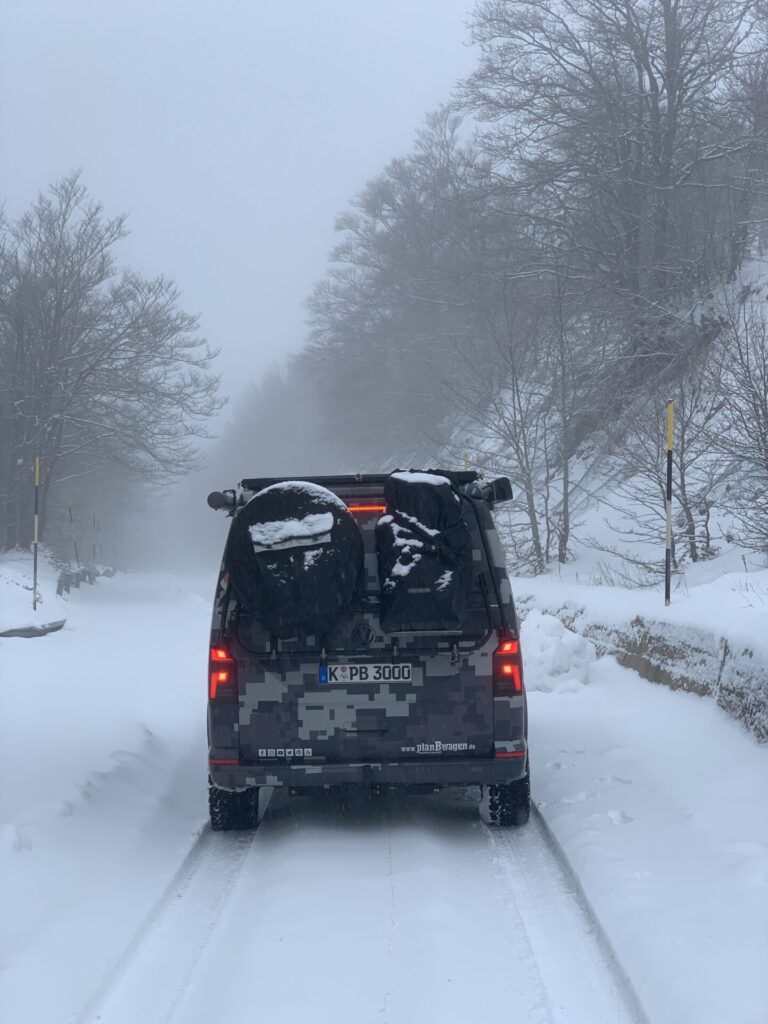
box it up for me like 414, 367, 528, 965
212, 4, 768, 583
464, 0, 766, 398
446, 322, 552, 574
594, 350, 729, 580
0, 174, 221, 549
712, 282, 768, 554
304, 109, 497, 464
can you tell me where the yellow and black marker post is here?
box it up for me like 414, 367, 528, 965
664, 402, 674, 606
33, 456, 40, 610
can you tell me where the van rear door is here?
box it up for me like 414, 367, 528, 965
234, 490, 496, 766
324, 489, 496, 762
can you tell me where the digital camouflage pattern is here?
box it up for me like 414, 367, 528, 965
208, 476, 527, 792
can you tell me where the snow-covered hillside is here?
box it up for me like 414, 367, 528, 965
1, 570, 765, 1024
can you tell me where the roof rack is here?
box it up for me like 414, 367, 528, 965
238, 469, 480, 491
208, 469, 511, 514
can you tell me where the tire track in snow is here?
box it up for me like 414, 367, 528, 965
480, 824, 558, 1024
380, 805, 397, 1023
488, 804, 651, 1024
67, 824, 259, 1024
68, 790, 649, 1024
382, 790, 557, 1024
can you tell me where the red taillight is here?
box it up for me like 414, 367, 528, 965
493, 637, 524, 695
209, 645, 238, 701
345, 503, 387, 515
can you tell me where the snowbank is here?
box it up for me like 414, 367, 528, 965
0, 572, 210, 1021
524, 609, 768, 1024
516, 561, 768, 641
522, 608, 595, 690
516, 569, 768, 740
0, 550, 66, 635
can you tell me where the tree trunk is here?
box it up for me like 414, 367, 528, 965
0, 398, 13, 550
522, 471, 545, 575
559, 453, 570, 564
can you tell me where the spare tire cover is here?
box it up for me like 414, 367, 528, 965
228, 481, 364, 639
376, 471, 474, 633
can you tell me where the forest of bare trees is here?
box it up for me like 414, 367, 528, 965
0, 174, 221, 555
224, 0, 768, 576
5, 0, 768, 579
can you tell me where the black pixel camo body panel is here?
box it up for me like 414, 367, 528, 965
208, 478, 527, 791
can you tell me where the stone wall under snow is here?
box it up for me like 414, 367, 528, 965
517, 594, 768, 742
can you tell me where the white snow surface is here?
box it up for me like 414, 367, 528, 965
391, 468, 456, 501
395, 509, 441, 536
303, 548, 322, 569
523, 610, 768, 1024
255, 479, 349, 510
436, 570, 454, 592
248, 511, 334, 551
515, 556, 768, 651
1, 572, 766, 1023
0, 550, 66, 633
381, 517, 426, 548
390, 552, 422, 578
391, 471, 452, 487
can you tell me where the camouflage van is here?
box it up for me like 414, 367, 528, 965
206, 470, 529, 829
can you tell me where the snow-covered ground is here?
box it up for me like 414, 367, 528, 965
513, 546, 768, 744
0, 550, 67, 634
524, 609, 768, 1024
0, 572, 211, 1022
1, 571, 766, 1024
515, 546, 768, 653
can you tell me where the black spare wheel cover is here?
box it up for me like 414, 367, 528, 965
376, 471, 474, 633
228, 480, 364, 639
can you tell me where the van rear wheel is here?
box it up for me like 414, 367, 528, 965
487, 772, 530, 827
208, 780, 260, 831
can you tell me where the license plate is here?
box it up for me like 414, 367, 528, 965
319, 663, 413, 684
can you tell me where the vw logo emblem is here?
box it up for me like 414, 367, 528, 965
351, 622, 376, 648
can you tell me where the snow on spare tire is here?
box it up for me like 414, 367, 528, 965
227, 481, 364, 640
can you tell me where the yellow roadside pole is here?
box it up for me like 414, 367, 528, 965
664, 403, 674, 606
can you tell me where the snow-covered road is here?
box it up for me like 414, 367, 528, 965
2, 572, 766, 1024
70, 791, 642, 1024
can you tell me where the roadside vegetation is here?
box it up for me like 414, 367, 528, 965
223, 0, 768, 578
0, 174, 222, 558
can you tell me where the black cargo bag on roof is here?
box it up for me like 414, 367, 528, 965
227, 481, 364, 640
376, 471, 474, 633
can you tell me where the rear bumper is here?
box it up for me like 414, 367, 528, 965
209, 750, 528, 790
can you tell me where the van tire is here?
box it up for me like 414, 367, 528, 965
487, 772, 530, 827
208, 780, 260, 831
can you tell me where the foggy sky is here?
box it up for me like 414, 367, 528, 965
0, 1, 477, 410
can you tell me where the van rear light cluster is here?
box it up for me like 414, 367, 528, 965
493, 638, 524, 695
209, 645, 238, 701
